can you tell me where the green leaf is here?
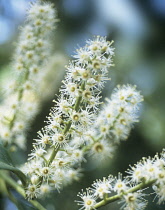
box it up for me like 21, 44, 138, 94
16, 200, 37, 210
11, 191, 37, 210
0, 143, 26, 186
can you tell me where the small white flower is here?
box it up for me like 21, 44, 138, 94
113, 174, 128, 194
28, 146, 47, 160
92, 177, 113, 198
26, 184, 40, 200
91, 140, 115, 161
127, 165, 144, 183
39, 166, 53, 181
34, 130, 51, 147
76, 189, 97, 210
120, 192, 147, 210
40, 183, 52, 197
153, 184, 165, 204
51, 133, 67, 148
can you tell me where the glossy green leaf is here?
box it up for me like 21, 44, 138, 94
0, 143, 26, 186
11, 191, 37, 210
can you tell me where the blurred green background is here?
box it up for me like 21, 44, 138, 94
0, 0, 165, 209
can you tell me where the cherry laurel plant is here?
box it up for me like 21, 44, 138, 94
0, 1, 164, 210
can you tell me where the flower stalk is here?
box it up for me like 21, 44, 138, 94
76, 150, 165, 210
94, 179, 156, 209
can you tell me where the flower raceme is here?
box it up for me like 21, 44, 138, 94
95, 84, 143, 143
76, 149, 165, 210
22, 36, 115, 199
71, 84, 143, 161
0, 0, 57, 149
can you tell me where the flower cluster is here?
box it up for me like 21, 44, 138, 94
22, 35, 115, 199
73, 84, 143, 162
0, 1, 57, 149
95, 84, 143, 142
76, 149, 165, 209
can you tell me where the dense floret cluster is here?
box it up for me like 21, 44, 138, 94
79, 84, 143, 161
22, 35, 115, 199
0, 1, 57, 149
76, 149, 165, 209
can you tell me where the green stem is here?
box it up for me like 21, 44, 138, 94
63, 121, 72, 135
74, 96, 82, 112
41, 155, 48, 165
47, 145, 59, 166
103, 193, 108, 202
9, 70, 30, 131
94, 179, 156, 209
74, 81, 85, 112
0, 172, 46, 210
47, 119, 73, 166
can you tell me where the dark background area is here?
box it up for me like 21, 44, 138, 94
0, 0, 165, 209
